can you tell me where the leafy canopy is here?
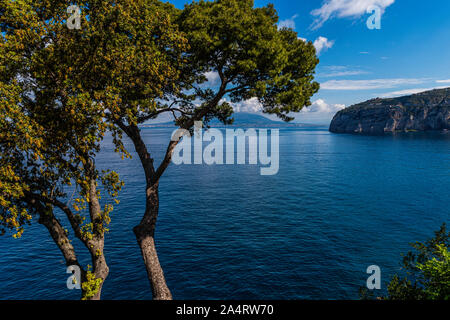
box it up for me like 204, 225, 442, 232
386, 224, 450, 300
70, 0, 320, 136
360, 224, 450, 300
174, 0, 320, 125
0, 0, 122, 240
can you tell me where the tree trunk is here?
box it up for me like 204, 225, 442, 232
38, 207, 80, 268
133, 183, 172, 300
84, 179, 109, 301
119, 123, 173, 299
87, 241, 109, 300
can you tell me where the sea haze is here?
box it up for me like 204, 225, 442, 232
141, 112, 319, 128
0, 127, 449, 299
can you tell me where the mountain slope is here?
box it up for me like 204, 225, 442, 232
142, 112, 314, 128
329, 88, 450, 134
209, 112, 281, 126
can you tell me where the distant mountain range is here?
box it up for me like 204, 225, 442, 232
141, 112, 317, 128
330, 87, 450, 134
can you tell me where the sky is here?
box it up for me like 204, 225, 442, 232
170, 0, 450, 124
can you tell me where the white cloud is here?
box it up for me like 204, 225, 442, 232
318, 65, 368, 77
278, 14, 299, 30
293, 99, 346, 124
228, 97, 345, 118
311, 0, 395, 29
380, 86, 449, 98
322, 71, 367, 77
323, 65, 346, 71
204, 71, 220, 85
321, 78, 427, 90
436, 79, 450, 84
229, 97, 263, 113
301, 99, 345, 114
227, 97, 346, 115
313, 36, 334, 55
222, 97, 344, 125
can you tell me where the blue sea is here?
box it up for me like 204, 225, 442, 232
0, 127, 449, 300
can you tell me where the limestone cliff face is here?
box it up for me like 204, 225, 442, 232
329, 88, 450, 134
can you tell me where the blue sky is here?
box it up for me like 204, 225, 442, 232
171, 0, 450, 124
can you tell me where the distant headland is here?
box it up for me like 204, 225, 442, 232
329, 88, 450, 134
140, 113, 319, 128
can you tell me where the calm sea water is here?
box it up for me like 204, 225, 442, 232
0, 127, 449, 300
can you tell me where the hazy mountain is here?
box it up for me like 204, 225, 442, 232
141, 112, 315, 128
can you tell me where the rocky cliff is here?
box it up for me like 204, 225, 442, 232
329, 88, 450, 134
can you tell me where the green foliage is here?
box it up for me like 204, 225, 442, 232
174, 0, 320, 125
67, 0, 320, 138
386, 224, 450, 300
1, 0, 321, 299
81, 265, 103, 300
0, 1, 126, 299
63, 0, 188, 136
101, 170, 125, 202
416, 244, 449, 299
0, 0, 123, 238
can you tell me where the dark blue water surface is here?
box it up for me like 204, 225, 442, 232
0, 127, 449, 300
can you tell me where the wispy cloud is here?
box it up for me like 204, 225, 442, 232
322, 66, 347, 71
321, 71, 368, 77
319, 66, 368, 78
313, 36, 335, 55
321, 78, 427, 90
436, 79, 450, 84
380, 86, 449, 98
278, 14, 299, 30
311, 0, 395, 29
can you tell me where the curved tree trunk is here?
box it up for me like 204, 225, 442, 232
133, 183, 172, 300
87, 241, 109, 300
117, 123, 174, 299
84, 178, 110, 300
30, 163, 110, 300
38, 207, 80, 268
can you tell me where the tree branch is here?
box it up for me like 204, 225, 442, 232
152, 78, 229, 183
115, 119, 156, 184
25, 194, 85, 273
38, 206, 84, 270
224, 84, 250, 94
137, 104, 193, 124
25, 192, 86, 244
152, 140, 179, 183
